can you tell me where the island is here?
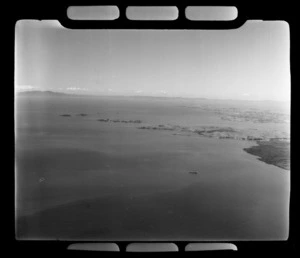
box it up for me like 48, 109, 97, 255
138, 125, 174, 131
137, 123, 290, 170
97, 118, 142, 124
59, 110, 290, 171
138, 124, 264, 141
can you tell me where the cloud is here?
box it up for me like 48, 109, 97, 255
66, 87, 88, 91
153, 90, 168, 95
15, 85, 39, 91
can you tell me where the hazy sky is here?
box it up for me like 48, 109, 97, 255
15, 20, 290, 101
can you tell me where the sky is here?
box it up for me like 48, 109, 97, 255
15, 19, 290, 101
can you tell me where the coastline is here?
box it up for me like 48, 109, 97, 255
57, 112, 290, 170
243, 139, 290, 170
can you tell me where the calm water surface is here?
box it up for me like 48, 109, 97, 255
15, 96, 290, 240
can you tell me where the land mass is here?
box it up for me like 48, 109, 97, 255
17, 90, 73, 97
59, 112, 290, 170
16, 90, 289, 103
138, 124, 290, 170
98, 118, 142, 124
244, 139, 290, 170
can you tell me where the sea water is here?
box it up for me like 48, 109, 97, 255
15, 95, 290, 240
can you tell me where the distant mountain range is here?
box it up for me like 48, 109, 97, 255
17, 91, 74, 97
16, 91, 210, 100
16, 90, 287, 103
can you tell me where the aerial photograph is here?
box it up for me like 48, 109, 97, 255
15, 20, 290, 240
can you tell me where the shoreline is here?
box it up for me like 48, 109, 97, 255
243, 140, 290, 170
58, 112, 290, 170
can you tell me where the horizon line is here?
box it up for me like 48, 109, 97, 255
16, 90, 290, 103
